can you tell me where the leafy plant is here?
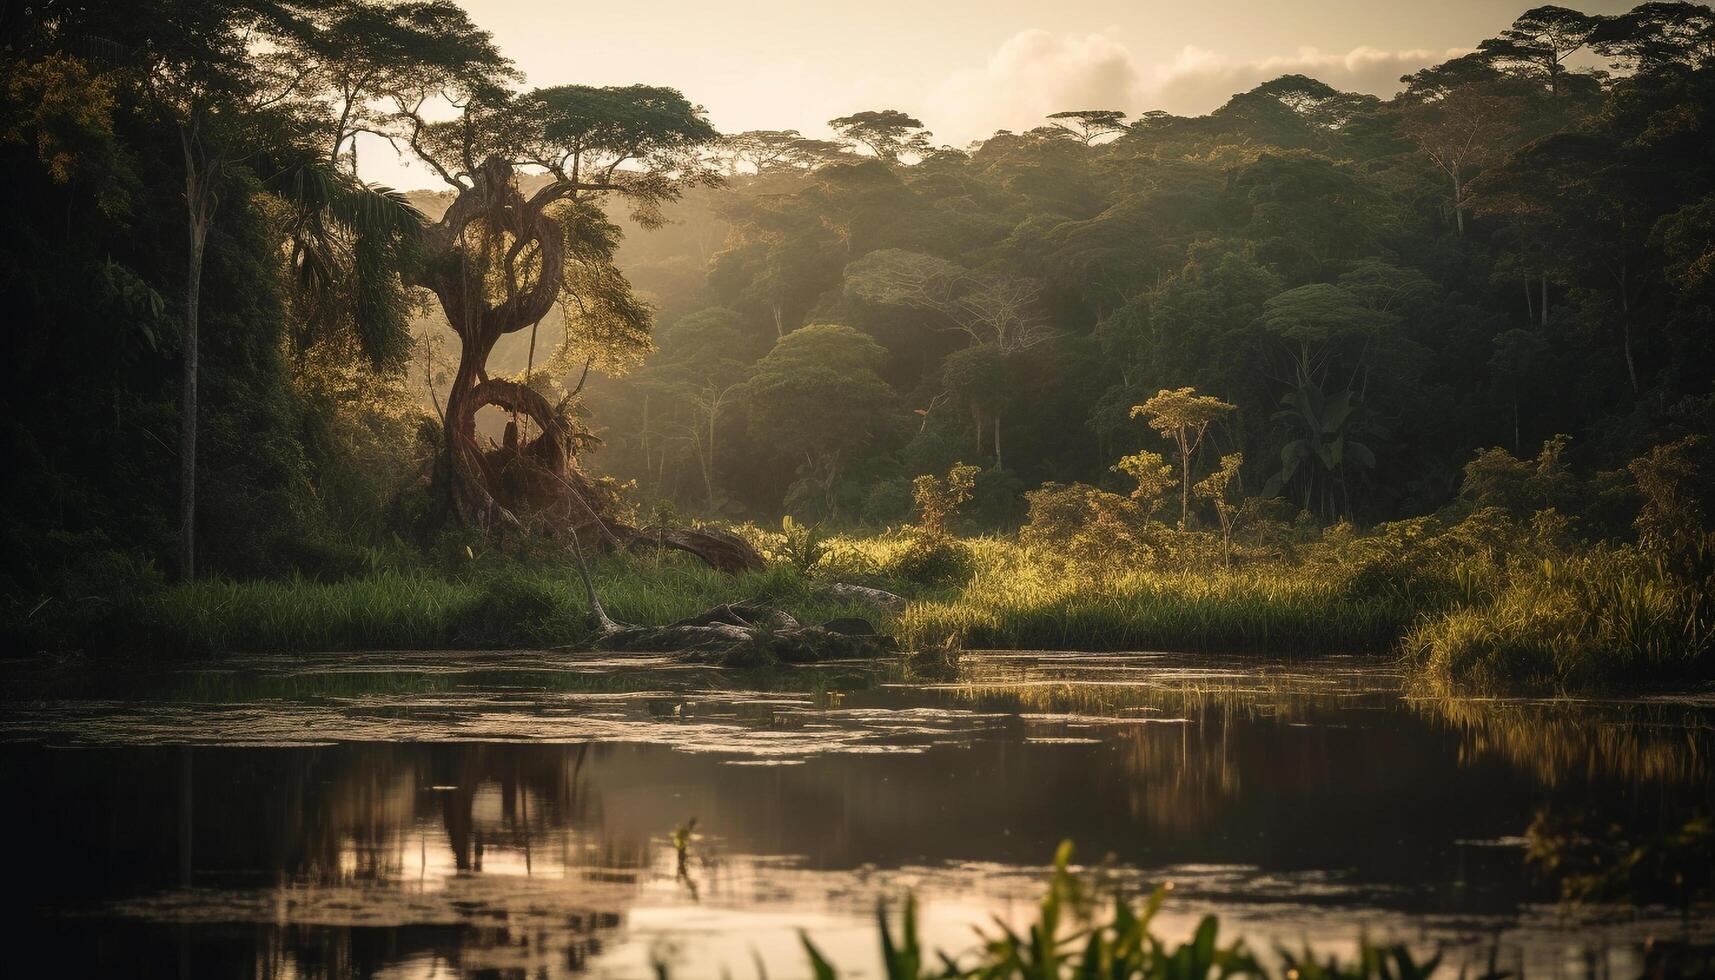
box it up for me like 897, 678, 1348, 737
913, 462, 981, 539
795, 841, 1455, 980
1265, 384, 1381, 520
778, 516, 828, 574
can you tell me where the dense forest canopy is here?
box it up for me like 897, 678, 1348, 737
2, 1, 1713, 594
581, 4, 1715, 531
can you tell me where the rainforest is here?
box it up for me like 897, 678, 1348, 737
1, 1, 1712, 977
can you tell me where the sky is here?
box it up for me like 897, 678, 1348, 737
358, 0, 1637, 189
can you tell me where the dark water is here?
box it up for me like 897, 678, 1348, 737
2, 652, 1711, 978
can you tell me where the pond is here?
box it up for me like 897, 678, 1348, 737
2, 652, 1711, 978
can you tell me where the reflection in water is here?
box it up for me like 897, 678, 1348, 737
2, 653, 1711, 978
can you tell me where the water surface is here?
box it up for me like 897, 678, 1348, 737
3, 651, 1710, 978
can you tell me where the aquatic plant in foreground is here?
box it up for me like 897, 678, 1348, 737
681, 842, 1480, 980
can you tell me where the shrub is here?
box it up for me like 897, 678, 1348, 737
887, 533, 975, 588
1020, 482, 1158, 566
911, 462, 979, 538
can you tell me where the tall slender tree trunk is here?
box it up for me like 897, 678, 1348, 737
1178, 438, 1192, 531
703, 404, 719, 505
992, 413, 1003, 470
1540, 275, 1549, 327
1452, 166, 1464, 235
179, 217, 204, 581
1620, 290, 1640, 396
178, 129, 217, 582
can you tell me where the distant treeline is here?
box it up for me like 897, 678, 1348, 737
582, 5, 1715, 532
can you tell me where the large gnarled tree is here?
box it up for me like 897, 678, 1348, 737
389, 79, 759, 567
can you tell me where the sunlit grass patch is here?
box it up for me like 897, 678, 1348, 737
1404, 547, 1715, 694
899, 544, 1412, 654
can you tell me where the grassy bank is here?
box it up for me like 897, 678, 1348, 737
11, 555, 879, 658
892, 540, 1413, 653
1402, 545, 1715, 694
7, 516, 1711, 695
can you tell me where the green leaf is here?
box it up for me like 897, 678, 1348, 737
801, 933, 838, 980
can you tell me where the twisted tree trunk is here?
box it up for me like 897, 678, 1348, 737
411, 156, 761, 573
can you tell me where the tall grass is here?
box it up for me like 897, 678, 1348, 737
1404, 546, 1715, 693
893, 539, 1413, 654
17, 523, 1714, 697
24, 554, 879, 657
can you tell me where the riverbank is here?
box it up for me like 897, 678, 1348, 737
9, 519, 1710, 695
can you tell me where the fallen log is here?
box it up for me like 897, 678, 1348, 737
594, 600, 898, 667
566, 533, 895, 666
628, 524, 766, 574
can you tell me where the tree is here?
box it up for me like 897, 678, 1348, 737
1112, 448, 1175, 518
1265, 384, 1380, 519
720, 129, 803, 172
1132, 388, 1236, 530
743, 325, 896, 517
1488, 328, 1551, 450
1257, 283, 1376, 388
912, 462, 980, 538
1591, 2, 1715, 73
1629, 435, 1708, 563
843, 248, 1052, 351
827, 109, 932, 162
942, 345, 1017, 468
650, 308, 756, 506
1396, 82, 1521, 234
1195, 452, 1245, 567
1234, 75, 1384, 145
306, 0, 511, 173
389, 79, 720, 541
1045, 109, 1127, 144
62, 0, 497, 579
1470, 132, 1654, 395
119, 0, 321, 580
1479, 5, 1599, 96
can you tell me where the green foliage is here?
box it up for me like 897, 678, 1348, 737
1404, 543, 1715, 692
794, 842, 1453, 980
1133, 387, 1236, 531
1113, 449, 1175, 511
1527, 808, 1713, 907
7, 0, 1715, 715
1628, 435, 1708, 562
775, 516, 828, 574
1020, 483, 1157, 567
11, 550, 884, 658
912, 462, 980, 538
1265, 384, 1380, 520
888, 534, 976, 589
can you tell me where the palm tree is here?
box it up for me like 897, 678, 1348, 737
265, 147, 424, 371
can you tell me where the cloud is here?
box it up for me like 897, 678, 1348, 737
1147, 44, 1470, 115
927, 30, 1151, 145
924, 30, 1467, 144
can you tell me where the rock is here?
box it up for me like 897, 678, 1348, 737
826, 583, 907, 612
590, 600, 896, 666
819, 617, 877, 636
